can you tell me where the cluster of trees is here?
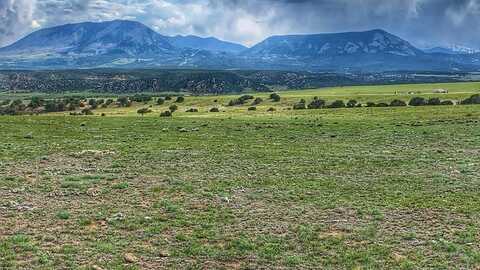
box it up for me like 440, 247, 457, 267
291, 95, 477, 110
0, 96, 88, 115
227, 93, 281, 106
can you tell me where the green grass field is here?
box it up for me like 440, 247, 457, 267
1, 82, 480, 269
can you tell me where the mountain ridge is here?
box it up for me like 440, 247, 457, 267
0, 20, 478, 72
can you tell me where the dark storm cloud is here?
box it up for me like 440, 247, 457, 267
0, 0, 36, 46
1, 0, 479, 49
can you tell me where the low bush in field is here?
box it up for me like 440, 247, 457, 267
329, 100, 346, 108
228, 95, 255, 106
390, 99, 407, 107
409, 97, 427, 106
440, 100, 454, 105
81, 108, 94, 115
347, 100, 358, 108
376, 102, 389, 107
157, 97, 165, 105
248, 107, 257, 111
252, 97, 263, 105
160, 111, 172, 117
210, 107, 220, 112
270, 93, 281, 102
169, 104, 178, 112
293, 99, 307, 110
137, 108, 152, 115
427, 98, 441, 106
308, 97, 326, 109
461, 94, 480, 105
131, 94, 153, 103
176, 96, 185, 103
267, 107, 276, 112
186, 108, 199, 112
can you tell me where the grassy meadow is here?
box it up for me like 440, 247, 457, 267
1, 82, 480, 269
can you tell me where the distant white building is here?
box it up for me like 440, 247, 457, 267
433, 89, 448, 93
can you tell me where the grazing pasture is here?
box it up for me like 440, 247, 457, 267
1, 82, 480, 269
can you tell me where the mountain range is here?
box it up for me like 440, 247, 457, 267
0, 20, 479, 72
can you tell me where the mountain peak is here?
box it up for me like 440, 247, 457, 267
244, 29, 421, 58
0, 19, 174, 56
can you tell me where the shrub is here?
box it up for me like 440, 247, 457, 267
248, 107, 257, 111
461, 94, 480, 105
160, 111, 172, 117
228, 99, 243, 106
427, 98, 441, 106
308, 98, 326, 109
175, 96, 185, 103
267, 107, 276, 112
346, 99, 358, 108
293, 102, 306, 110
329, 100, 346, 108
56, 210, 70, 220
131, 94, 153, 103
210, 107, 220, 112
117, 96, 131, 107
440, 100, 454, 106
169, 104, 178, 112
105, 99, 114, 105
88, 99, 98, 109
409, 97, 427, 106
376, 102, 389, 107
390, 99, 407, 107
239, 95, 254, 102
41, 100, 66, 113
186, 108, 198, 112
29, 97, 44, 108
366, 102, 376, 107
165, 96, 172, 101
252, 97, 263, 105
270, 93, 281, 102
137, 108, 152, 116
157, 97, 165, 105
81, 108, 94, 115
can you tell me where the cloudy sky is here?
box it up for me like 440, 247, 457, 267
1, 0, 479, 49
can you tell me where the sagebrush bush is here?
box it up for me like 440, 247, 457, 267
461, 94, 480, 105
308, 98, 326, 109
347, 100, 358, 108
390, 99, 407, 107
270, 93, 281, 102
176, 96, 185, 103
440, 100, 454, 105
252, 97, 263, 105
427, 98, 441, 106
160, 111, 172, 117
329, 100, 346, 108
409, 97, 427, 106
137, 108, 152, 115
169, 104, 178, 112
